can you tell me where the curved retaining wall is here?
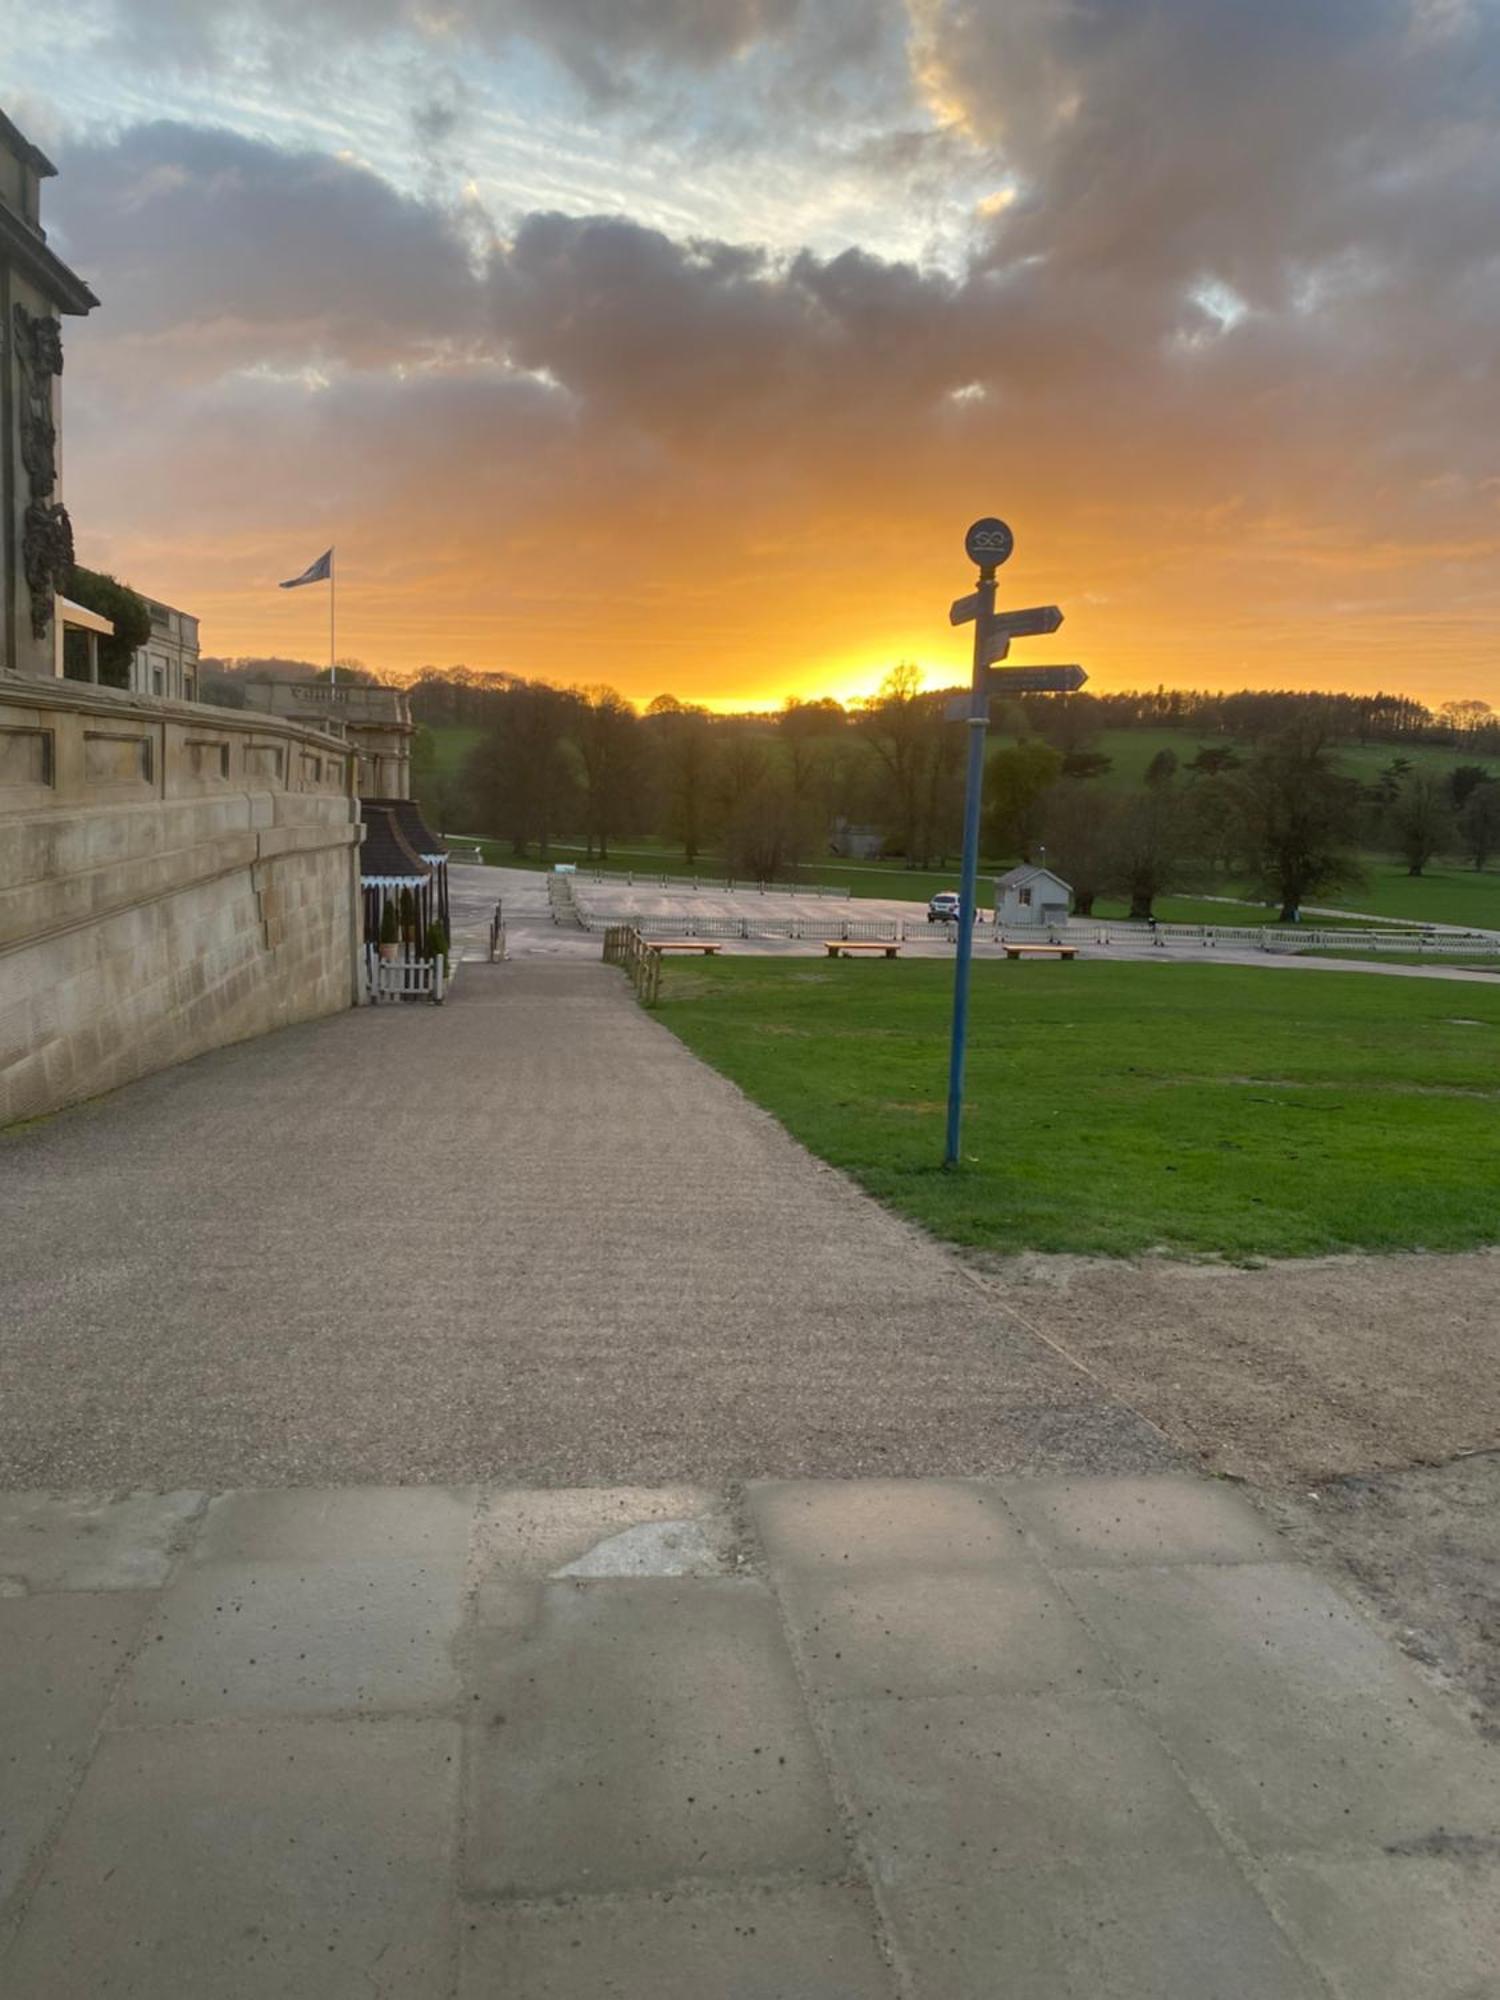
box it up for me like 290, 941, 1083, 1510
1, 675, 361, 1125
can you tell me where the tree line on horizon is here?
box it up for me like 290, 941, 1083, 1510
200, 656, 1500, 917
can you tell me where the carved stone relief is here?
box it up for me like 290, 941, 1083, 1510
12, 303, 72, 637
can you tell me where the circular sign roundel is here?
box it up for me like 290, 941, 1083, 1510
964, 517, 1014, 567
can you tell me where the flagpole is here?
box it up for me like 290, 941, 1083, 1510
329, 552, 336, 688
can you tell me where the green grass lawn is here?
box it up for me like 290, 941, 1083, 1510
654, 959, 1500, 1261
1297, 949, 1500, 971
1309, 862, 1500, 929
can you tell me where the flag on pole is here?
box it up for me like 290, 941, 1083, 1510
279, 549, 333, 589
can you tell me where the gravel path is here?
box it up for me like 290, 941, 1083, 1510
0, 950, 1168, 1489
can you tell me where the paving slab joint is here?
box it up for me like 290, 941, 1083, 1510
748, 1505, 922, 1999
1040, 1557, 1362, 1998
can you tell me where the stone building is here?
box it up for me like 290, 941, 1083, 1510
1, 108, 99, 678
130, 596, 201, 701
1, 108, 366, 1127
240, 677, 414, 798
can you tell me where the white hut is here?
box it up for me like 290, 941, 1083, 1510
995, 864, 1071, 929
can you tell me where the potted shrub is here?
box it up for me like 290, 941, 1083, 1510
425, 919, 450, 973
398, 887, 418, 945
378, 899, 401, 961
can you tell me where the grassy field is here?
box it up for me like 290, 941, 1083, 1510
1307, 863, 1499, 929
1298, 949, 1500, 971
653, 958, 1500, 1260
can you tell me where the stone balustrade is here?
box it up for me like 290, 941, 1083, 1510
1, 675, 363, 1125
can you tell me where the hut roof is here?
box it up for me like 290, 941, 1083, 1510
359, 803, 431, 885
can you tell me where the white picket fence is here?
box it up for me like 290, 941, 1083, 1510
362, 945, 448, 1003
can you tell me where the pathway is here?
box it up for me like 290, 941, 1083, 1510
6, 1478, 1499, 1999
3, 906, 1497, 1996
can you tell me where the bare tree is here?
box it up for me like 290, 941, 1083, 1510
645, 696, 717, 865
570, 685, 642, 861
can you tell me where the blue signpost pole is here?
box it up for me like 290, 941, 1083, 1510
944, 569, 996, 1169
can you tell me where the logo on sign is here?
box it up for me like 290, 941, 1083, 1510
963, 517, 1014, 568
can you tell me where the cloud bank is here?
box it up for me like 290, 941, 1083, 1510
30, 0, 1500, 701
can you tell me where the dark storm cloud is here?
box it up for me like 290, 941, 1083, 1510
53, 123, 483, 375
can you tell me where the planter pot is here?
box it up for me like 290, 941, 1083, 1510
378, 942, 400, 961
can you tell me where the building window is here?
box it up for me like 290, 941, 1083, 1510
1018, 886, 1032, 907
151, 656, 166, 695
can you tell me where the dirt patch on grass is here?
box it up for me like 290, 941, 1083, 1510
965, 1247, 1500, 1725
1263, 1454, 1500, 1735
967, 1247, 1500, 1486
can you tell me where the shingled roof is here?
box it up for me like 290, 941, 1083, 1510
364, 797, 447, 862
359, 803, 431, 884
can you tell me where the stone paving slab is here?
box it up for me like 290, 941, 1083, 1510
195, 1483, 478, 1563
1259, 1850, 1500, 2000
0, 1593, 153, 1906
458, 1883, 898, 1999
1001, 1471, 1286, 1566
115, 1554, 468, 1723
0, 1489, 204, 1590
749, 1478, 1031, 1572
4, 1718, 461, 1999
2, 1476, 1498, 1999
827, 1691, 1324, 2000
1065, 1560, 1500, 1852
464, 1575, 847, 1896
777, 1568, 1116, 1701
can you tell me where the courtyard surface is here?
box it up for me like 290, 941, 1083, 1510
2, 865, 1497, 1996
6, 1477, 1500, 1999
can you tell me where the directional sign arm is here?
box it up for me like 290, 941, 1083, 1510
990, 604, 1064, 640
988, 664, 1088, 693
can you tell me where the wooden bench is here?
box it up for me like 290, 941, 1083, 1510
649, 940, 724, 955
1002, 943, 1077, 961
824, 940, 901, 959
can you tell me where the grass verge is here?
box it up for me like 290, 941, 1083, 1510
654, 958, 1500, 1260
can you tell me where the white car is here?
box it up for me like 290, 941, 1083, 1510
927, 891, 962, 924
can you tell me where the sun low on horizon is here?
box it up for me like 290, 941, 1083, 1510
8, 0, 1500, 713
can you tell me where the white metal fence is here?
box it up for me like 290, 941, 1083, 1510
574, 905, 906, 942
1015, 921, 1497, 954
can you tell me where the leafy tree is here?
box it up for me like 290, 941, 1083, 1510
1448, 763, 1493, 809
1458, 782, 1500, 872
1236, 724, 1364, 921
1186, 744, 1242, 776
1390, 774, 1455, 877
1108, 785, 1182, 920
468, 678, 578, 857
1144, 747, 1179, 788
1040, 784, 1119, 917
1060, 748, 1113, 780
983, 740, 1063, 861
64, 564, 151, 687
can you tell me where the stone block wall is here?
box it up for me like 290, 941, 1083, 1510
1, 677, 361, 1126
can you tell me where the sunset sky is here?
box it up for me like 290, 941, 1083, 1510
6, 0, 1499, 710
